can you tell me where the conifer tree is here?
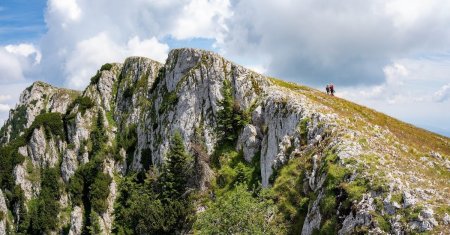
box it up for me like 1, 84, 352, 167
161, 131, 191, 199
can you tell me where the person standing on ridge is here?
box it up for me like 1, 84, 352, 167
330, 84, 335, 96
326, 84, 330, 95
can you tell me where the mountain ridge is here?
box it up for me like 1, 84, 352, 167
0, 48, 449, 234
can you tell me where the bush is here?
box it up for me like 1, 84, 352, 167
100, 63, 113, 71
90, 71, 101, 85
117, 124, 137, 168
114, 133, 195, 234
90, 172, 112, 214
0, 138, 26, 190
65, 96, 95, 117
28, 112, 64, 139
28, 168, 61, 233
195, 184, 278, 234
7, 104, 27, 141
159, 91, 178, 114
77, 96, 95, 113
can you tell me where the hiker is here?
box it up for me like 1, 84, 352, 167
326, 84, 330, 95
330, 84, 335, 96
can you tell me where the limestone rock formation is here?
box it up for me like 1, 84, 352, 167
0, 48, 449, 234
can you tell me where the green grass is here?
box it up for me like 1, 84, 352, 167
270, 153, 312, 233
268, 77, 450, 156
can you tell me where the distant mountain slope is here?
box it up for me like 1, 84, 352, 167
0, 48, 449, 234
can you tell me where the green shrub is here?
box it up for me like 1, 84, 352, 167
7, 104, 27, 141
195, 184, 279, 234
117, 124, 137, 168
318, 218, 337, 235
90, 172, 112, 214
0, 137, 26, 190
114, 133, 195, 234
100, 63, 113, 71
90, 71, 101, 85
65, 96, 95, 117
299, 118, 310, 146
159, 91, 178, 114
27, 112, 64, 139
77, 96, 95, 113
28, 168, 61, 233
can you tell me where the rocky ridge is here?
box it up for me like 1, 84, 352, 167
0, 48, 449, 234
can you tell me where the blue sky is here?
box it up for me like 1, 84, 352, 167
0, 0, 46, 44
0, 0, 450, 137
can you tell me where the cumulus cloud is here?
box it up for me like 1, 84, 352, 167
4, 43, 42, 64
47, 0, 82, 24
432, 84, 450, 102
0, 48, 25, 82
0, 43, 41, 83
170, 0, 232, 41
339, 58, 450, 104
220, 0, 450, 86
37, 0, 231, 89
64, 33, 169, 88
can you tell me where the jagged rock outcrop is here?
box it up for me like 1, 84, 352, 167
0, 48, 449, 234
0, 82, 79, 144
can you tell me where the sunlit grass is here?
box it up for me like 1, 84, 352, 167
268, 77, 450, 157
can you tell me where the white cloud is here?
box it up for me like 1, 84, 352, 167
36, 0, 231, 89
220, 0, 450, 86
339, 58, 450, 104
47, 0, 82, 23
383, 63, 409, 85
0, 104, 10, 112
245, 64, 267, 74
4, 43, 42, 64
170, 0, 232, 41
0, 48, 25, 82
64, 33, 169, 88
0, 43, 41, 84
127, 36, 169, 62
432, 84, 450, 102
384, 0, 436, 27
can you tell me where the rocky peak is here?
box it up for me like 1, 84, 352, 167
0, 48, 449, 234
0, 81, 79, 144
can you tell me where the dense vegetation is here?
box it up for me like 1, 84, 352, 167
216, 79, 250, 143
69, 111, 112, 234
113, 132, 194, 234
27, 168, 62, 233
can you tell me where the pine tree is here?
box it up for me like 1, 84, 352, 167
216, 79, 249, 143
161, 131, 191, 199
91, 111, 106, 155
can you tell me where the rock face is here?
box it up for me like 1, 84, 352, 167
0, 190, 7, 235
0, 48, 449, 234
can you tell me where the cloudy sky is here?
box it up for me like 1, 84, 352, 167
1, 0, 450, 136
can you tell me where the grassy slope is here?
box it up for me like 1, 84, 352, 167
268, 77, 450, 157
268, 77, 450, 233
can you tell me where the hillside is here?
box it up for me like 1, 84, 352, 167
0, 48, 449, 234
